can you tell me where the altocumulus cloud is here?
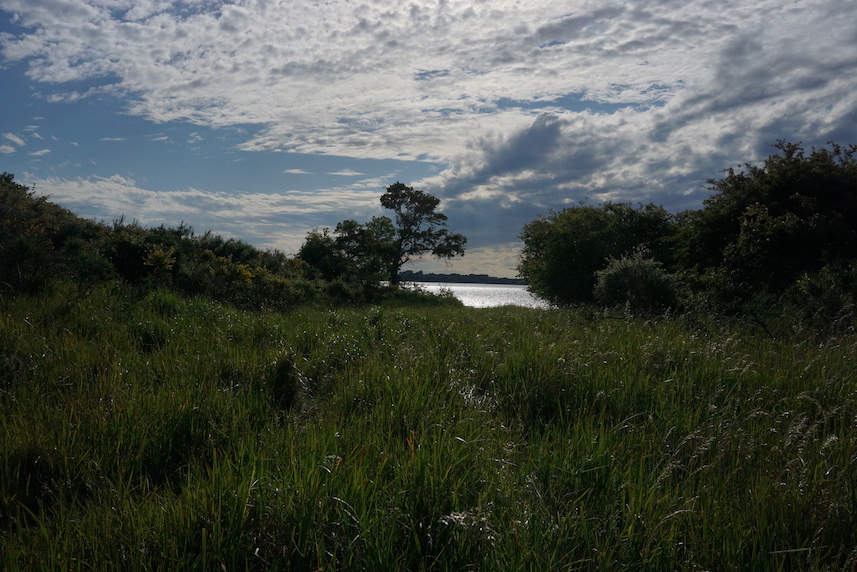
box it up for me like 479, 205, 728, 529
1, 0, 856, 277
36, 174, 391, 251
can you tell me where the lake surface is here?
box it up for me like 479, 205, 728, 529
413, 282, 551, 308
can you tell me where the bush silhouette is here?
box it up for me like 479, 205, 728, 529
594, 249, 680, 313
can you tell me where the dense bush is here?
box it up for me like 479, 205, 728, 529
517, 202, 676, 306
517, 141, 857, 330
1, 173, 457, 310
675, 141, 857, 297
784, 263, 857, 335
593, 248, 680, 313
0, 174, 396, 309
0, 172, 110, 293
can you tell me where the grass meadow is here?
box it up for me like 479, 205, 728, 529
1, 283, 856, 570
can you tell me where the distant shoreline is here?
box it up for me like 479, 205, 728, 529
401, 270, 527, 285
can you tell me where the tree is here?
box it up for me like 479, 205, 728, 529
331, 216, 397, 284
297, 227, 340, 282
674, 141, 857, 296
298, 216, 396, 286
517, 202, 676, 306
379, 182, 466, 286
297, 183, 466, 288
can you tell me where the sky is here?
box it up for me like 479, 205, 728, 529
2, 0, 856, 278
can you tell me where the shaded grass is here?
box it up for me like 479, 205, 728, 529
1, 284, 856, 570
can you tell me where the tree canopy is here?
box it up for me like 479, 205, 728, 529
517, 141, 857, 316
299, 182, 467, 287
298, 216, 395, 286
675, 141, 857, 295
517, 202, 676, 306
380, 182, 467, 285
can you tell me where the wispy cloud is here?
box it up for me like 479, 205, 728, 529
328, 169, 365, 177
283, 169, 310, 175
0, 145, 15, 154
3, 132, 25, 146
29, 149, 51, 156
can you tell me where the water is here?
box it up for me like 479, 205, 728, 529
413, 282, 550, 308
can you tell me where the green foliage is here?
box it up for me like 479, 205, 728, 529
594, 248, 681, 313
0, 176, 337, 310
299, 182, 467, 288
0, 173, 110, 293
516, 141, 857, 327
0, 175, 454, 310
299, 217, 396, 288
675, 141, 857, 297
379, 182, 467, 285
298, 227, 341, 281
518, 202, 676, 306
106, 221, 154, 284
785, 263, 857, 335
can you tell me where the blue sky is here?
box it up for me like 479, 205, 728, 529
2, 0, 856, 278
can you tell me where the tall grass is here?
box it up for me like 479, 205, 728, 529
1, 283, 855, 569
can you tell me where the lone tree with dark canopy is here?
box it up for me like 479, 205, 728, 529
380, 182, 466, 286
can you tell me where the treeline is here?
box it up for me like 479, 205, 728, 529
518, 141, 857, 332
0, 174, 456, 309
400, 270, 526, 285
5, 140, 856, 327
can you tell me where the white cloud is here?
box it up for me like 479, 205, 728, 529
283, 169, 310, 174
2, 0, 856, 274
0, 145, 15, 153
29, 174, 388, 254
2, 0, 851, 168
29, 149, 50, 156
3, 132, 25, 146
328, 169, 365, 176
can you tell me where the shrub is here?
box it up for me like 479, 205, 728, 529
0, 173, 109, 293
594, 248, 680, 313
786, 263, 856, 335
518, 202, 677, 306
